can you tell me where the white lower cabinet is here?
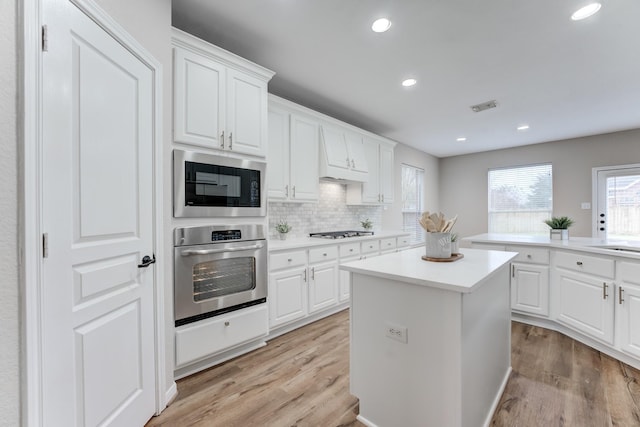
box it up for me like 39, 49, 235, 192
511, 263, 550, 316
175, 304, 268, 367
268, 268, 308, 328
553, 250, 615, 345
617, 261, 640, 358
308, 262, 338, 313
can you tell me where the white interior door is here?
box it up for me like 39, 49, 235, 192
594, 164, 640, 240
42, 0, 156, 425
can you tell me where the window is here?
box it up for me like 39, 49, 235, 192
488, 164, 552, 234
402, 164, 425, 243
593, 164, 640, 241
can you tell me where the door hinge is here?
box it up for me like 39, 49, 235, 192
42, 233, 48, 258
42, 25, 48, 52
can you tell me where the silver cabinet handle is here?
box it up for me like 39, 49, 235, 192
285, 185, 289, 197
619, 286, 625, 304
181, 243, 263, 256
292, 186, 296, 198
303, 269, 307, 282
221, 130, 225, 149
229, 132, 233, 150
382, 194, 385, 202
351, 159, 355, 168
323, 253, 327, 256
346, 157, 350, 168
577, 261, 583, 266
378, 194, 381, 202
224, 321, 230, 327
349, 248, 354, 252
512, 264, 515, 277
311, 267, 315, 280
287, 258, 292, 262
603, 282, 609, 300
527, 254, 532, 259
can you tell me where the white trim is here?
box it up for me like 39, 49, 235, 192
482, 367, 512, 427
22, 0, 44, 425
592, 163, 640, 239
23, 0, 174, 423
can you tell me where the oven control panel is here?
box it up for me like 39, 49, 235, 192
211, 230, 241, 241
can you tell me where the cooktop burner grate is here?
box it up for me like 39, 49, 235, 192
309, 230, 375, 239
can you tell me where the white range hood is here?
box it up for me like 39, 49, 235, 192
319, 125, 369, 183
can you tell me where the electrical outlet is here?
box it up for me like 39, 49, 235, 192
581, 202, 591, 210
385, 322, 408, 344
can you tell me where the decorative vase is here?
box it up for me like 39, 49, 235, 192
425, 232, 452, 258
278, 232, 288, 240
451, 241, 460, 255
550, 229, 569, 240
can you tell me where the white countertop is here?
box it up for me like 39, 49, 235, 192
340, 247, 516, 294
465, 233, 640, 260
268, 231, 411, 251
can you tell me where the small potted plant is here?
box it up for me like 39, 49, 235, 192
275, 219, 292, 240
544, 216, 574, 240
451, 233, 459, 254
360, 218, 373, 231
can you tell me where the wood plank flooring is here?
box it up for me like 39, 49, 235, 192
147, 311, 640, 427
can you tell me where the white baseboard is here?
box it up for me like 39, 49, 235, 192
267, 303, 349, 340
483, 366, 512, 427
356, 414, 380, 427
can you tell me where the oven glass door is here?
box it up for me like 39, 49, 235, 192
185, 161, 261, 208
193, 257, 256, 301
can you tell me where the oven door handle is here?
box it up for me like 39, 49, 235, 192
180, 243, 264, 257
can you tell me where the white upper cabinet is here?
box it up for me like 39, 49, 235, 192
172, 29, 274, 157
267, 96, 319, 202
319, 125, 368, 181
347, 136, 396, 205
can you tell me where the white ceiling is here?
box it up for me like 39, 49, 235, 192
172, 1, 640, 158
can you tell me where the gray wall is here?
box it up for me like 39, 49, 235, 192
440, 129, 640, 240
382, 142, 440, 232
0, 1, 19, 426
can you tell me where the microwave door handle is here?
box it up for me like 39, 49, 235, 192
180, 243, 264, 257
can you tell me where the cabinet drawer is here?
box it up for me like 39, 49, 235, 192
361, 240, 380, 254
380, 237, 397, 251
506, 245, 549, 264
175, 305, 268, 367
397, 236, 411, 248
471, 243, 506, 251
270, 250, 307, 270
340, 242, 361, 258
309, 245, 338, 264
618, 261, 640, 286
554, 251, 614, 279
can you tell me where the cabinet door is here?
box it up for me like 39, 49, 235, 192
361, 139, 381, 203
379, 143, 394, 204
321, 126, 350, 171
339, 256, 360, 302
345, 133, 368, 173
511, 263, 549, 316
556, 269, 614, 345
226, 69, 267, 156
308, 263, 338, 313
174, 48, 225, 148
290, 114, 319, 201
617, 261, 640, 358
267, 107, 290, 200
268, 269, 307, 328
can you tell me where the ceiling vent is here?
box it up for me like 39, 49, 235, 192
470, 100, 498, 113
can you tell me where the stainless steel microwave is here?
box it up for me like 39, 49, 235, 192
173, 149, 266, 217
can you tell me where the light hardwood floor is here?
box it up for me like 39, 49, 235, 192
147, 310, 640, 427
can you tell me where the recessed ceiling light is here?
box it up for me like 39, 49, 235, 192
402, 78, 417, 87
571, 3, 601, 20
456, 137, 467, 142
371, 18, 392, 33
517, 125, 530, 131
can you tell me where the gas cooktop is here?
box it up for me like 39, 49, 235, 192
309, 230, 375, 239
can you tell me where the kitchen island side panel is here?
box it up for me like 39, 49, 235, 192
461, 267, 512, 427
350, 273, 464, 427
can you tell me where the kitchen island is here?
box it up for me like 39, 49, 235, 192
340, 247, 517, 427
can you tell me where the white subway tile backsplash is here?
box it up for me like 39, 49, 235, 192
268, 182, 382, 239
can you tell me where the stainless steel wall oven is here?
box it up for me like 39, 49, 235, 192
174, 224, 267, 326
174, 149, 266, 218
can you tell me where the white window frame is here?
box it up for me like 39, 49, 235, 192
401, 163, 425, 244
592, 163, 640, 239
